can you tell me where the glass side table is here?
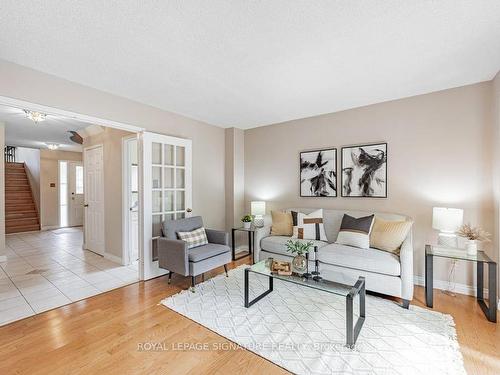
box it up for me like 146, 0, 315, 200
231, 226, 256, 263
425, 245, 497, 322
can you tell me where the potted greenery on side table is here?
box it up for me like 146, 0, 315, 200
285, 239, 313, 275
241, 215, 253, 229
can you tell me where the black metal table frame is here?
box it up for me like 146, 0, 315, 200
425, 246, 497, 323
244, 268, 366, 348
231, 228, 255, 263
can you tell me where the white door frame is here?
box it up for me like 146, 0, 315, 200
0, 95, 178, 280
68, 160, 84, 227
122, 134, 139, 266
57, 159, 83, 228
0, 96, 143, 133
83, 144, 105, 256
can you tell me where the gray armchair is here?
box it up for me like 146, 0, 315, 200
158, 216, 231, 291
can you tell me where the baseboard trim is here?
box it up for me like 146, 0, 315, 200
234, 245, 250, 254
413, 275, 489, 298
41, 225, 60, 231
104, 253, 124, 265
414, 275, 500, 311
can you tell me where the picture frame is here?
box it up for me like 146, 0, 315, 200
341, 143, 387, 198
299, 148, 337, 197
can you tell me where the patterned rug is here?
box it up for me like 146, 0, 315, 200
161, 266, 465, 375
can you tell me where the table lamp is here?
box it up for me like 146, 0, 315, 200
432, 207, 463, 248
251, 201, 266, 227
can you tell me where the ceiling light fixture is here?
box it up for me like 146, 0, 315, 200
46, 143, 59, 150
24, 109, 47, 124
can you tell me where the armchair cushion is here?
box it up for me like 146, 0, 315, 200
163, 216, 203, 239
177, 227, 208, 249
205, 229, 229, 246
188, 243, 231, 262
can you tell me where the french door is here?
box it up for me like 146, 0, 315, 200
139, 132, 192, 280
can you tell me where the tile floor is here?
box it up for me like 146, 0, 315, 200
0, 227, 139, 326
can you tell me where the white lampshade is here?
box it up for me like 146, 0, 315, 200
251, 201, 266, 216
432, 207, 463, 233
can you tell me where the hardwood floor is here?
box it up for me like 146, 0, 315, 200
0, 256, 498, 375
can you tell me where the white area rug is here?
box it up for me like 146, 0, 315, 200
161, 266, 465, 375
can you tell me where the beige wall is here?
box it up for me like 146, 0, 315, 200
492, 71, 500, 296
0, 60, 226, 232
40, 149, 83, 228
0, 123, 5, 259
83, 127, 134, 259
225, 128, 246, 248
245, 82, 495, 288
225, 128, 245, 230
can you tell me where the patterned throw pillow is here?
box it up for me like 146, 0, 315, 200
177, 227, 209, 249
335, 214, 374, 249
291, 209, 328, 241
370, 217, 413, 255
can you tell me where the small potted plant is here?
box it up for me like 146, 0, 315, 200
285, 239, 314, 274
241, 215, 253, 229
457, 223, 490, 256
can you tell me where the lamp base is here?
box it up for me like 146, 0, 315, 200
253, 215, 264, 228
437, 232, 458, 248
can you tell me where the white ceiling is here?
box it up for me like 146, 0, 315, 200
0, 105, 88, 152
0, 1, 499, 129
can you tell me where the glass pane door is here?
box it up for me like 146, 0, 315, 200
139, 132, 192, 280
151, 143, 188, 239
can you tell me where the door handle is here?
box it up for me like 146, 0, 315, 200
186, 208, 192, 213
84, 204, 89, 208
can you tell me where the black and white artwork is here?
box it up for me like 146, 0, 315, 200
300, 148, 337, 197
341, 143, 387, 197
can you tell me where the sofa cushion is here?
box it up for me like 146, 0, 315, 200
270, 211, 293, 236
188, 243, 231, 262
335, 214, 374, 249
292, 209, 328, 241
370, 217, 413, 255
317, 243, 401, 276
261, 236, 328, 256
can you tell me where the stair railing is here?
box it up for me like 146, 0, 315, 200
4, 146, 16, 162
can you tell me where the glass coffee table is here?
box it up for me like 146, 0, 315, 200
244, 259, 366, 348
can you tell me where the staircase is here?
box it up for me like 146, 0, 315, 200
5, 162, 40, 234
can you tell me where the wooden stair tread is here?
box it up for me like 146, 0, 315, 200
4, 162, 40, 234
6, 225, 40, 234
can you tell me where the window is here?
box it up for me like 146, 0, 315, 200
75, 165, 84, 194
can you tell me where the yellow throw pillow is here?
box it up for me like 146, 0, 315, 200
370, 217, 413, 255
271, 211, 293, 236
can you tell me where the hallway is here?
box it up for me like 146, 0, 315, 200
0, 228, 138, 326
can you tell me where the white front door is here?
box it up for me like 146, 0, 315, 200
84, 145, 105, 255
139, 132, 192, 280
68, 161, 84, 226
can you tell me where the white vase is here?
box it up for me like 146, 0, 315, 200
466, 240, 478, 256
243, 221, 251, 229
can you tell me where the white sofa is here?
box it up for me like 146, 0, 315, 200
254, 208, 414, 307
